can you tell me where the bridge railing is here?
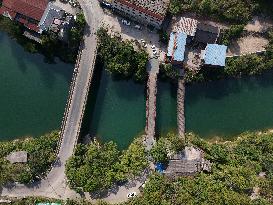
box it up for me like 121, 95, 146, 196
72, 38, 99, 153
53, 41, 84, 167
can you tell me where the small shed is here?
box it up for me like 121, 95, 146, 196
6, 151, 28, 164
164, 146, 212, 178
202, 44, 227, 67
195, 23, 220, 44
167, 32, 187, 63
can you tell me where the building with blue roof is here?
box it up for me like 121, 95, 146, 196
167, 32, 187, 64
202, 44, 227, 67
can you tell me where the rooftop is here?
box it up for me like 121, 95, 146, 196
1, 0, 48, 21
165, 147, 212, 178
195, 23, 220, 44
39, 2, 64, 32
167, 32, 187, 62
115, 0, 170, 18
173, 17, 198, 37
203, 44, 227, 67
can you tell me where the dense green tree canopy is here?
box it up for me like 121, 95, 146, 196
123, 132, 273, 205
97, 28, 149, 82
0, 131, 59, 185
169, 0, 272, 23
66, 138, 149, 193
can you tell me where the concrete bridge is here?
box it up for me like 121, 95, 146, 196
0, 0, 104, 200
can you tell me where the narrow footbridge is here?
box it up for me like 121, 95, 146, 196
177, 77, 185, 139
144, 58, 159, 150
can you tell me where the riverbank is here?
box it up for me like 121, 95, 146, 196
0, 13, 85, 64
0, 30, 73, 140
6, 129, 273, 204
0, 131, 59, 185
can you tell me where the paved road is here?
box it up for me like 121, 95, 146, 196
1, 0, 104, 200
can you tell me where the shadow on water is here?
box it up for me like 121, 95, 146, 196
79, 57, 104, 141
185, 69, 273, 139
79, 60, 146, 149
3, 31, 73, 90
156, 79, 178, 137
186, 69, 273, 104
0, 31, 73, 139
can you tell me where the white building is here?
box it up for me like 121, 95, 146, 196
111, 0, 170, 29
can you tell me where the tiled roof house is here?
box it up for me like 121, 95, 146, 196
111, 0, 170, 29
0, 0, 48, 32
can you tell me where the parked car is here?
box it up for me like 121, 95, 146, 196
122, 19, 131, 26
140, 39, 147, 48
127, 192, 137, 198
151, 45, 156, 50
100, 1, 112, 9
134, 25, 141, 30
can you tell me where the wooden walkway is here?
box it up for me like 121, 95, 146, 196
177, 78, 185, 140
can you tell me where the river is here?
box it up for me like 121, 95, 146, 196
0, 31, 73, 140
85, 64, 273, 149
1, 29, 273, 148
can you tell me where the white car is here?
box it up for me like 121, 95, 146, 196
152, 49, 157, 55
127, 192, 137, 198
151, 45, 156, 50
140, 39, 147, 48
135, 25, 141, 30
122, 19, 131, 26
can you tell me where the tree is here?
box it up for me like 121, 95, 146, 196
150, 138, 168, 163
118, 138, 148, 179
97, 28, 148, 82
66, 141, 120, 192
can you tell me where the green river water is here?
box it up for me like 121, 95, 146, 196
84, 64, 273, 149
1, 30, 273, 149
0, 31, 73, 140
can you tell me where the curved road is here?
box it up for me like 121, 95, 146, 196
1, 0, 104, 200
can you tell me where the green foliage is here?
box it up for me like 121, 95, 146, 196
118, 138, 148, 180
151, 133, 185, 163
66, 141, 120, 192
150, 138, 168, 163
221, 24, 245, 46
124, 131, 273, 205
0, 131, 59, 185
66, 138, 149, 193
225, 54, 266, 76
97, 28, 149, 82
158, 29, 169, 44
0, 12, 85, 64
159, 63, 179, 80
169, 0, 260, 24
41, 12, 86, 63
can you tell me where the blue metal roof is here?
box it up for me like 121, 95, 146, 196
204, 44, 227, 67
167, 32, 175, 57
167, 32, 187, 62
173, 32, 187, 62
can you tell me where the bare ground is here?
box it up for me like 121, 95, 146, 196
245, 16, 273, 33
227, 36, 269, 56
